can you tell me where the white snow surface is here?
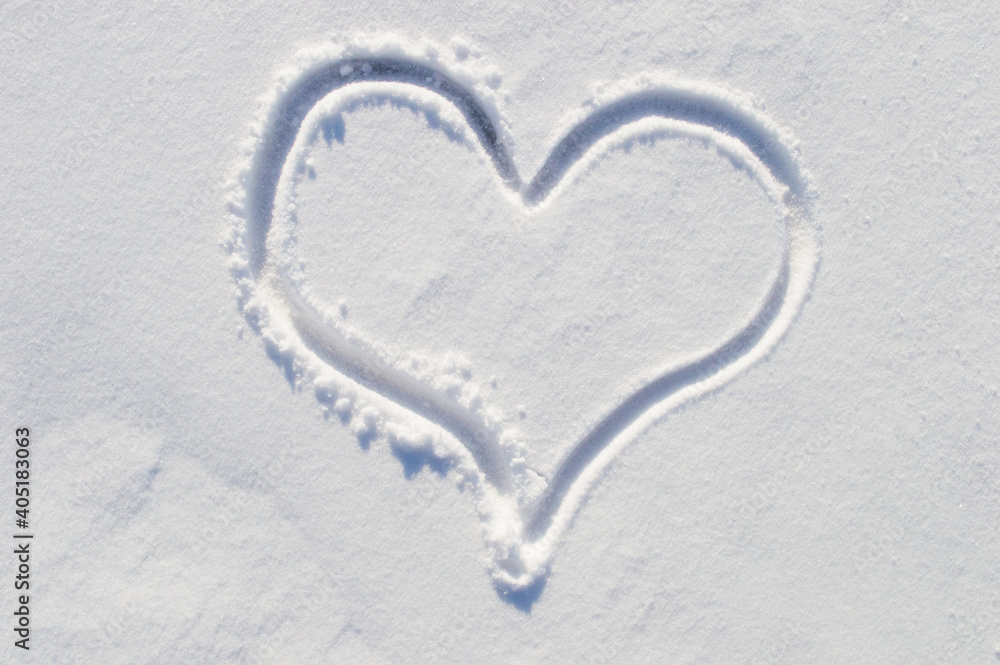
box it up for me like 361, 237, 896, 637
225, 34, 817, 589
1, 3, 999, 664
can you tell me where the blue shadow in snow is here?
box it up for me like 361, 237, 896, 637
497, 575, 548, 612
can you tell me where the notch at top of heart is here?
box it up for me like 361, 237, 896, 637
233, 34, 812, 279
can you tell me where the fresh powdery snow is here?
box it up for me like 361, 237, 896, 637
1, 4, 998, 664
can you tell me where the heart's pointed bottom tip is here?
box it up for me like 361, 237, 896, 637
490, 549, 550, 596
494, 573, 549, 610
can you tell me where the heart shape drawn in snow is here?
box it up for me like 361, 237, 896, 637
224, 36, 819, 601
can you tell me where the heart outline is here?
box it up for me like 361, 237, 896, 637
225, 36, 819, 599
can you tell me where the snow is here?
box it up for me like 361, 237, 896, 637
1, 3, 998, 663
